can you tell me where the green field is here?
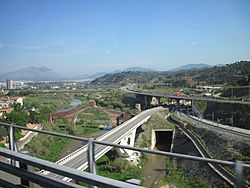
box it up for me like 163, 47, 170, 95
78, 108, 109, 120
96, 152, 147, 181
164, 158, 210, 188
24, 94, 71, 113
23, 117, 102, 162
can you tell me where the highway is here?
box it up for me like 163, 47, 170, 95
44, 107, 163, 180
124, 87, 250, 105
167, 116, 249, 188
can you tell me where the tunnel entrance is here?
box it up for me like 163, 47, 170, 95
152, 129, 173, 152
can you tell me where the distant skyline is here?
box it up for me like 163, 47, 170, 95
0, 0, 250, 76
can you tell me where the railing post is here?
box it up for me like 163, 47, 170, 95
19, 151, 30, 187
8, 125, 17, 166
88, 138, 96, 174
235, 161, 243, 188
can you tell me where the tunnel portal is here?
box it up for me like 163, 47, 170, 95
152, 129, 174, 152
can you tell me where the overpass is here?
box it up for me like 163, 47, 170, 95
42, 107, 163, 180
123, 87, 250, 110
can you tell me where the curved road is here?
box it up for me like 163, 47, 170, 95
167, 116, 249, 188
44, 107, 163, 181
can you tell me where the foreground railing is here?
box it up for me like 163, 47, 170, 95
0, 147, 141, 188
0, 121, 250, 188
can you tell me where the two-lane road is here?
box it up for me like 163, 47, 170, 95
45, 107, 163, 180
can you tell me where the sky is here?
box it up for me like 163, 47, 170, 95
0, 0, 250, 76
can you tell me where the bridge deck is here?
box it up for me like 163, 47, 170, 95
44, 107, 162, 180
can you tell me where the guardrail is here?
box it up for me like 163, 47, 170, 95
0, 147, 141, 188
0, 121, 250, 188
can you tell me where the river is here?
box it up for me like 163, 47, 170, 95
70, 98, 82, 107
58, 97, 112, 158
141, 154, 167, 187
56, 97, 82, 112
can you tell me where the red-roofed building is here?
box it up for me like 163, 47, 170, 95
0, 107, 14, 117
0, 97, 23, 108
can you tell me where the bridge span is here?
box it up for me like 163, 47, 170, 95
123, 86, 250, 110
43, 107, 163, 180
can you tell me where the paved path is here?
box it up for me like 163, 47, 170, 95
17, 124, 43, 150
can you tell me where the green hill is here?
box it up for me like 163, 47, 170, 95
91, 61, 250, 87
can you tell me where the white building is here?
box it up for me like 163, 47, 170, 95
0, 97, 23, 108
6, 80, 13, 90
196, 86, 221, 92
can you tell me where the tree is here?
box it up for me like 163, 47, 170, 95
5, 104, 29, 127
107, 158, 129, 173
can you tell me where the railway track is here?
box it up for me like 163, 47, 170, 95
167, 116, 249, 188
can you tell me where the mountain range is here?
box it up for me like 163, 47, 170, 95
169, 63, 212, 72
0, 66, 62, 81
74, 67, 155, 80
0, 64, 224, 81
0, 66, 155, 81
91, 61, 249, 85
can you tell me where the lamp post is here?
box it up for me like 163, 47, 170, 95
231, 115, 234, 129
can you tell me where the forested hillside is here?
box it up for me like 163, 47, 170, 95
92, 61, 250, 86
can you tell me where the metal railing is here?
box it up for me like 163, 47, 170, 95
0, 121, 250, 188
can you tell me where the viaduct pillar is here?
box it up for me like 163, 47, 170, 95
116, 129, 137, 156
135, 94, 153, 110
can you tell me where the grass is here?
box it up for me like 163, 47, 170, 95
78, 126, 100, 136
79, 108, 109, 120
23, 123, 70, 162
136, 109, 174, 148
148, 109, 174, 129
193, 100, 207, 116
80, 122, 108, 129
164, 158, 210, 188
24, 94, 71, 115
0, 143, 5, 148
22, 120, 102, 162
96, 152, 147, 182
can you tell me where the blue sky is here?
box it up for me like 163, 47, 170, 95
0, 0, 249, 76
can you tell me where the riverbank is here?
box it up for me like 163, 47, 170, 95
56, 97, 82, 112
